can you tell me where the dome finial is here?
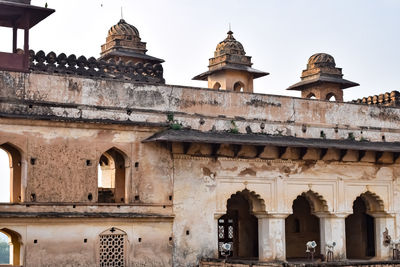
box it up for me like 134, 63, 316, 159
227, 22, 233, 36
120, 6, 123, 20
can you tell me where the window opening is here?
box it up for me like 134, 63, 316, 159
0, 231, 10, 264
0, 144, 22, 203
99, 228, 126, 267
233, 82, 244, 92
98, 148, 126, 203
213, 82, 221, 90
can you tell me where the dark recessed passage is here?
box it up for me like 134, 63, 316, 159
169, 195, 172, 201
30, 158, 36, 165
138, 238, 141, 242
135, 195, 139, 201
33, 239, 37, 244
169, 237, 172, 241
86, 160, 92, 166
88, 193, 93, 201
186, 230, 190, 236
72, 205, 76, 208
84, 238, 87, 243
134, 162, 139, 168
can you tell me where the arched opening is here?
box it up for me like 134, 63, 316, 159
0, 143, 22, 203
0, 228, 22, 266
306, 93, 316, 99
233, 81, 244, 92
326, 93, 337, 101
0, 231, 10, 264
213, 82, 221, 90
98, 148, 126, 203
285, 194, 321, 259
218, 190, 262, 259
346, 196, 376, 259
99, 227, 127, 266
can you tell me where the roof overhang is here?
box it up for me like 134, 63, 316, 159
287, 74, 359, 91
193, 65, 269, 81
0, 0, 55, 29
99, 48, 164, 63
143, 129, 400, 153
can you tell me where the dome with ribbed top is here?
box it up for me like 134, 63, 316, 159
307, 53, 336, 68
108, 19, 140, 38
214, 31, 245, 57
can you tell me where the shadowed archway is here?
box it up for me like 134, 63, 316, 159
346, 191, 384, 259
218, 189, 265, 259
285, 190, 328, 259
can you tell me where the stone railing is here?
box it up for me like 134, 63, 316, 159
28, 50, 165, 84
352, 91, 400, 107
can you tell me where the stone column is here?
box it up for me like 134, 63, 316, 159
256, 213, 288, 261
371, 213, 395, 260
316, 214, 347, 260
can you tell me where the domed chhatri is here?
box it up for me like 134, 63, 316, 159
193, 30, 268, 93
100, 19, 164, 64
307, 53, 336, 68
215, 30, 246, 57
287, 53, 359, 102
108, 19, 140, 38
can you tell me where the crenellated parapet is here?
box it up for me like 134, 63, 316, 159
352, 90, 400, 107
28, 50, 165, 84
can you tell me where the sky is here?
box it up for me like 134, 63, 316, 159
0, 149, 9, 202
1, 0, 399, 101
0, 0, 400, 197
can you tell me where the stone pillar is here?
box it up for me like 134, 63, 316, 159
372, 213, 395, 260
256, 213, 288, 261
317, 214, 347, 260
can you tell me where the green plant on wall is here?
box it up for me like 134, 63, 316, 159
229, 120, 239, 134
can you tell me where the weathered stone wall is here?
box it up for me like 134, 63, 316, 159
0, 119, 171, 203
172, 154, 400, 266
1, 71, 400, 143
0, 219, 172, 267
1, 70, 400, 266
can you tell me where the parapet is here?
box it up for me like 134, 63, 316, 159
28, 50, 165, 84
352, 90, 400, 107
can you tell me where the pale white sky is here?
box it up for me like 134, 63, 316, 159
1, 0, 399, 100
1, 1, 400, 198
0, 149, 10, 202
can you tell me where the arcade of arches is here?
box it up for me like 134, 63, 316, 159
218, 190, 391, 261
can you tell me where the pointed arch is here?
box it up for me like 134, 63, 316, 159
228, 189, 266, 214
233, 81, 245, 92
97, 147, 129, 203
286, 191, 324, 259
326, 92, 337, 101
287, 189, 330, 214
218, 189, 262, 259
0, 228, 22, 266
0, 142, 23, 203
357, 191, 385, 213
306, 92, 316, 99
213, 82, 221, 90
301, 190, 329, 213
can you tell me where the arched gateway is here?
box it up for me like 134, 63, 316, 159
218, 189, 265, 259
